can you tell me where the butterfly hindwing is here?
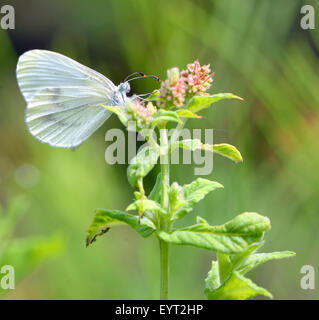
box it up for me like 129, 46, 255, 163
26, 87, 111, 148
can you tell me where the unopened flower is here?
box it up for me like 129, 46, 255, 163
167, 67, 180, 85
181, 60, 213, 96
159, 67, 186, 107
146, 101, 157, 116
126, 97, 154, 129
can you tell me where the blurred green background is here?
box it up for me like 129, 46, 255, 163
0, 0, 318, 299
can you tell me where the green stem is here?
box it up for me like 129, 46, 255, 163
137, 179, 145, 219
170, 120, 187, 144
159, 238, 169, 300
160, 127, 170, 212
159, 125, 170, 299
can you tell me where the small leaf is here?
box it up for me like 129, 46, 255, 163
86, 209, 155, 247
170, 139, 202, 153
147, 90, 160, 101
151, 109, 182, 126
204, 260, 221, 293
101, 105, 128, 126
217, 252, 233, 284
157, 212, 271, 254
168, 182, 185, 215
127, 146, 160, 187
203, 143, 243, 163
176, 109, 202, 118
238, 251, 296, 275
183, 178, 223, 209
126, 199, 167, 216
219, 212, 271, 236
187, 93, 243, 113
148, 173, 162, 203
228, 242, 264, 271
215, 244, 263, 284
205, 271, 272, 300
170, 140, 243, 163
172, 178, 223, 220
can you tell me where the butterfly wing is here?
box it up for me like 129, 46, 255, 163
17, 49, 117, 148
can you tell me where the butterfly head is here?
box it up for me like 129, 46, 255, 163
118, 81, 131, 94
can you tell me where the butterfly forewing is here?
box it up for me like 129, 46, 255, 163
17, 50, 117, 148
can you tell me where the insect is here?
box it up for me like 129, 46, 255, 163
16, 50, 159, 148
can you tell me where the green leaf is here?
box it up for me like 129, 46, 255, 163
215, 244, 263, 284
170, 140, 243, 163
151, 109, 182, 126
205, 271, 272, 300
86, 209, 155, 247
183, 178, 223, 207
186, 93, 243, 113
228, 243, 263, 271
204, 260, 221, 293
127, 146, 160, 187
147, 90, 160, 101
101, 105, 128, 126
238, 251, 296, 275
204, 244, 294, 300
170, 139, 202, 153
157, 212, 271, 254
168, 182, 185, 216
176, 109, 202, 118
148, 173, 162, 203
203, 143, 243, 163
126, 199, 167, 216
172, 178, 223, 220
216, 253, 233, 284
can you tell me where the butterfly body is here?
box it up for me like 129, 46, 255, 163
112, 82, 130, 106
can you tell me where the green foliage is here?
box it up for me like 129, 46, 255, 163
148, 173, 162, 203
186, 93, 243, 113
147, 90, 160, 101
157, 213, 270, 254
204, 143, 243, 163
204, 244, 295, 300
176, 109, 202, 119
127, 146, 160, 187
237, 251, 295, 275
101, 105, 128, 126
127, 198, 167, 220
170, 139, 202, 153
151, 109, 182, 126
205, 270, 272, 300
86, 209, 155, 247
85, 61, 294, 299
169, 178, 223, 220
170, 140, 242, 163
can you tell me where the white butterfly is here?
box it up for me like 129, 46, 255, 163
16, 50, 131, 148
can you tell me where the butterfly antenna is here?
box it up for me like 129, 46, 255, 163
137, 92, 153, 97
124, 72, 142, 82
124, 72, 161, 83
